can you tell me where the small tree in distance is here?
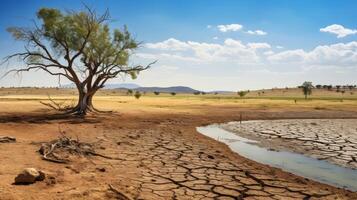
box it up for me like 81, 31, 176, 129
170, 92, 176, 96
154, 91, 160, 95
127, 89, 133, 95
301, 81, 313, 99
134, 91, 141, 99
237, 91, 248, 98
5, 7, 155, 115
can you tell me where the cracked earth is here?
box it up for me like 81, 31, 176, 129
1, 108, 357, 199
221, 119, 357, 169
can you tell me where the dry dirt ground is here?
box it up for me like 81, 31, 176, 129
0, 95, 357, 199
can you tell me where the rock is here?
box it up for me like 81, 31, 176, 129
96, 167, 106, 172
14, 168, 45, 185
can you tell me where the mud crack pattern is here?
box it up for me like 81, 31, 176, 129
99, 122, 346, 200
221, 119, 357, 169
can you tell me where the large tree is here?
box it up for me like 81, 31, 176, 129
5, 7, 154, 115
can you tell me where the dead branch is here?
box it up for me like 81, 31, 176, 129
39, 135, 122, 163
0, 136, 16, 143
40, 94, 75, 112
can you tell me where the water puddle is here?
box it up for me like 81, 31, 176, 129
197, 124, 357, 191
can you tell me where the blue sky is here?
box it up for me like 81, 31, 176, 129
0, 0, 357, 91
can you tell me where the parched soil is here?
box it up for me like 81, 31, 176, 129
0, 104, 357, 199
221, 119, 357, 169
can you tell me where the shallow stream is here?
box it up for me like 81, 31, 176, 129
197, 124, 357, 191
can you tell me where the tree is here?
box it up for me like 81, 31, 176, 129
301, 81, 313, 99
170, 92, 176, 96
134, 91, 141, 99
127, 89, 133, 95
153, 91, 160, 95
5, 7, 155, 115
237, 91, 247, 98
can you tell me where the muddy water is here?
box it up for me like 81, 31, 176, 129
197, 125, 357, 191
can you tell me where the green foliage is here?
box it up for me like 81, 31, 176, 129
134, 91, 141, 99
127, 89, 133, 95
237, 91, 248, 98
301, 81, 313, 99
7, 7, 148, 84
154, 91, 160, 95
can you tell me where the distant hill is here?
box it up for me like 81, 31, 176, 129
135, 86, 200, 93
61, 83, 199, 93
106, 83, 140, 89
60, 83, 141, 89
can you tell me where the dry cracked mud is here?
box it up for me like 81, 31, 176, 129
98, 123, 349, 199
221, 119, 357, 169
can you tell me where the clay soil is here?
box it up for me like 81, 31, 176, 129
0, 94, 357, 199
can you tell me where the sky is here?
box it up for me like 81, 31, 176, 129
0, 0, 356, 91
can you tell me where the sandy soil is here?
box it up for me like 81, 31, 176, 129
221, 119, 357, 169
0, 96, 357, 199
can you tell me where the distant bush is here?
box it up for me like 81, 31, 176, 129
154, 91, 160, 95
201, 92, 206, 95
127, 89, 133, 95
170, 92, 176, 96
237, 91, 248, 98
193, 91, 200, 95
134, 91, 141, 99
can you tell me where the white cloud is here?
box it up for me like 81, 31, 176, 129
268, 41, 357, 67
145, 38, 190, 50
276, 45, 284, 49
213, 36, 219, 40
247, 42, 271, 49
217, 24, 243, 32
247, 30, 267, 35
263, 50, 274, 55
207, 25, 212, 29
144, 38, 357, 71
268, 49, 306, 63
320, 24, 357, 38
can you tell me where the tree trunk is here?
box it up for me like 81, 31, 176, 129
70, 87, 96, 116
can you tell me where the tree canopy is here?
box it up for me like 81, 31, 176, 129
301, 81, 313, 99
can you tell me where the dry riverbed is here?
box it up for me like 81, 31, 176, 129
221, 119, 357, 169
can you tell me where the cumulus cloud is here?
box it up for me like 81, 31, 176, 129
263, 50, 274, 56
247, 30, 267, 35
213, 36, 219, 40
217, 24, 243, 32
320, 24, 357, 38
145, 38, 189, 50
276, 45, 284, 49
144, 38, 357, 70
145, 38, 264, 63
268, 41, 357, 67
247, 43, 271, 49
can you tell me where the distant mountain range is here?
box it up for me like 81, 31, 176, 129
61, 83, 201, 93
134, 86, 200, 93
